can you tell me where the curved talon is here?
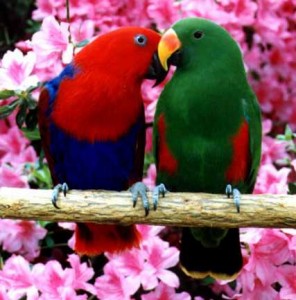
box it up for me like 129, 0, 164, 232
62, 182, 69, 197
152, 183, 168, 211
51, 183, 68, 209
233, 188, 241, 213
225, 184, 241, 213
130, 182, 149, 216
225, 184, 232, 198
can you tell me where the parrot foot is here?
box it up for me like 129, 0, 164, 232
52, 182, 69, 209
130, 182, 149, 216
152, 183, 168, 211
225, 184, 241, 213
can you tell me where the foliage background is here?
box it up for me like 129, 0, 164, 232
0, 0, 296, 299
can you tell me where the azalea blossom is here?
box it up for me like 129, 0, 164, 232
0, 220, 46, 261
254, 164, 290, 194
98, 225, 179, 297
143, 163, 157, 189
141, 282, 191, 300
0, 255, 41, 300
95, 263, 137, 300
1, 0, 296, 299
0, 49, 38, 90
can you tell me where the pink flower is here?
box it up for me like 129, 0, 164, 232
254, 164, 290, 194
261, 119, 288, 165
0, 166, 28, 188
238, 279, 279, 300
145, 127, 153, 152
39, 288, 88, 300
234, 229, 291, 299
143, 164, 157, 190
58, 222, 75, 250
32, 0, 62, 20
180, 0, 234, 25
291, 159, 296, 172
106, 230, 179, 292
147, 0, 180, 30
67, 254, 96, 295
0, 126, 37, 167
0, 49, 38, 90
36, 261, 72, 296
0, 255, 40, 300
0, 125, 37, 189
95, 262, 137, 300
70, 19, 95, 44
141, 80, 163, 124
141, 282, 190, 300
136, 224, 165, 239
31, 16, 73, 79
141, 237, 179, 288
0, 220, 46, 261
278, 264, 296, 299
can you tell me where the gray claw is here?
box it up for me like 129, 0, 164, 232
233, 188, 241, 213
225, 184, 240, 213
62, 182, 69, 197
152, 183, 168, 211
52, 183, 68, 209
130, 182, 149, 216
225, 184, 232, 198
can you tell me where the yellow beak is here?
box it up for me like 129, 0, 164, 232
158, 28, 181, 71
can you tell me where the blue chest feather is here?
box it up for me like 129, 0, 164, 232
49, 122, 140, 190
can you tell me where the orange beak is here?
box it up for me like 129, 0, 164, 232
158, 28, 181, 71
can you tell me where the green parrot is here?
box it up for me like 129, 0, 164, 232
153, 18, 262, 280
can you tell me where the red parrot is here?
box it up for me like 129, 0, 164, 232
38, 27, 166, 255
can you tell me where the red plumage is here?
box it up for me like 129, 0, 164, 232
38, 27, 162, 256
226, 120, 250, 183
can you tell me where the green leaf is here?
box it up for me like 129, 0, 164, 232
288, 183, 296, 195
27, 162, 52, 189
25, 108, 38, 130
27, 96, 37, 109
16, 103, 27, 128
38, 220, 52, 228
201, 276, 215, 285
21, 127, 41, 141
76, 39, 89, 48
0, 100, 20, 119
285, 125, 294, 140
0, 89, 16, 99
45, 236, 55, 248
144, 152, 155, 175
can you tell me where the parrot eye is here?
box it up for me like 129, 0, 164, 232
193, 31, 204, 39
134, 34, 147, 47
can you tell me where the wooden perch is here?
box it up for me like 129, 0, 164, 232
0, 187, 295, 228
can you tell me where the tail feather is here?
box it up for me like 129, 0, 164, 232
180, 227, 242, 280
74, 223, 142, 256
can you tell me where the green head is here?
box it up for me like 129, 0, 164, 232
158, 17, 246, 75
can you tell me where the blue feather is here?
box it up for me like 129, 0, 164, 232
46, 64, 78, 110
49, 121, 141, 190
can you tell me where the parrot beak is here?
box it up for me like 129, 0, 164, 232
158, 28, 182, 71
145, 52, 169, 87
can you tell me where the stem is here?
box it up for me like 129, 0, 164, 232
65, 0, 72, 44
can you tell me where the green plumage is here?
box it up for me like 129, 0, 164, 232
154, 18, 262, 280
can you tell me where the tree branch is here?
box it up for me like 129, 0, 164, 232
0, 187, 295, 228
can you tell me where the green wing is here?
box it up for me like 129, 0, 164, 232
243, 90, 262, 193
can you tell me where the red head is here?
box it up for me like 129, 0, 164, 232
75, 27, 163, 83
50, 27, 165, 142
